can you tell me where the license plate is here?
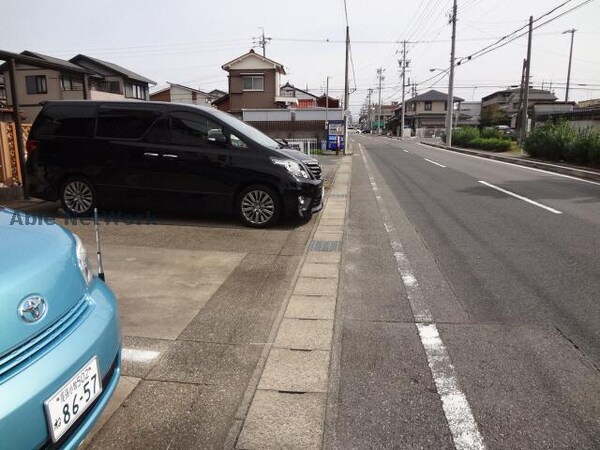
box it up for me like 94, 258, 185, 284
44, 357, 103, 442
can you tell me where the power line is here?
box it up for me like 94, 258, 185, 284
458, 0, 593, 67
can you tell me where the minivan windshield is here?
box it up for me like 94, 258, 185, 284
198, 107, 282, 150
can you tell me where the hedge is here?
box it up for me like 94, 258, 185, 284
451, 127, 512, 152
524, 122, 600, 167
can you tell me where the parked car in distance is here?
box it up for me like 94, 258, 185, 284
0, 207, 121, 449
26, 101, 324, 228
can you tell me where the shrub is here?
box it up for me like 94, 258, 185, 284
480, 127, 505, 139
525, 121, 600, 166
524, 121, 576, 161
466, 137, 512, 152
575, 126, 600, 166
452, 127, 479, 146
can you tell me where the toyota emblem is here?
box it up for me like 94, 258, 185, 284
18, 295, 47, 323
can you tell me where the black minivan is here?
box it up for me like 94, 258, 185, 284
26, 101, 323, 227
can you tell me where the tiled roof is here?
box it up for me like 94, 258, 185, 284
70, 54, 156, 85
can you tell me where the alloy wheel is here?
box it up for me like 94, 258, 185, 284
63, 181, 94, 214
241, 190, 275, 225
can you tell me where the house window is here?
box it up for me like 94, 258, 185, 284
91, 80, 121, 95
0, 75, 5, 100
424, 101, 432, 111
125, 82, 148, 100
25, 75, 47, 94
444, 101, 448, 111
242, 76, 264, 91
60, 74, 83, 91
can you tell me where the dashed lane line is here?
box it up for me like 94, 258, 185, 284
424, 158, 447, 168
417, 142, 600, 187
478, 180, 563, 214
358, 143, 486, 450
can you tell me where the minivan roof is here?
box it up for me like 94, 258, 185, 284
41, 100, 216, 113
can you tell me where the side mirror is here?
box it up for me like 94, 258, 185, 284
208, 133, 227, 145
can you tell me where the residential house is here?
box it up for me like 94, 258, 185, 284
70, 54, 155, 101
0, 74, 7, 106
0, 51, 94, 122
316, 94, 339, 108
0, 50, 156, 122
215, 50, 343, 145
279, 82, 318, 108
216, 49, 290, 117
207, 89, 227, 103
396, 90, 464, 134
533, 101, 599, 131
371, 102, 399, 131
150, 82, 213, 105
482, 87, 557, 116
578, 98, 600, 109
456, 101, 481, 126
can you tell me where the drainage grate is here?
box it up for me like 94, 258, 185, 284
308, 240, 341, 252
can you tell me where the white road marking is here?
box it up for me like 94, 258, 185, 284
122, 348, 161, 363
417, 324, 487, 450
425, 158, 446, 168
359, 142, 486, 450
418, 142, 600, 187
478, 181, 563, 214
403, 150, 410, 153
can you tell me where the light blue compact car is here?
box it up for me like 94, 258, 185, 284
0, 207, 121, 449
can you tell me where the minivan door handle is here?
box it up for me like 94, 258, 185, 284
162, 154, 178, 159
144, 152, 159, 157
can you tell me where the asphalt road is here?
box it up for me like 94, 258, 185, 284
326, 136, 599, 449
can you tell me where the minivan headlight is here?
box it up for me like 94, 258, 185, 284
271, 158, 310, 179
73, 234, 93, 286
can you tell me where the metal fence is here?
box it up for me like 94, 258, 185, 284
285, 138, 319, 156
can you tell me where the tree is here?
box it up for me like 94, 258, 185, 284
480, 104, 510, 127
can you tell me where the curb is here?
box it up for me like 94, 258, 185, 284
421, 141, 600, 182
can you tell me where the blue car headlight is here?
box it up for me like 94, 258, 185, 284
73, 234, 93, 286
271, 158, 310, 179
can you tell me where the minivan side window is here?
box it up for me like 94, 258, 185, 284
96, 108, 160, 139
170, 112, 225, 147
35, 105, 96, 138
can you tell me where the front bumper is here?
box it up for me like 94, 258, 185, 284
282, 179, 324, 218
0, 279, 121, 450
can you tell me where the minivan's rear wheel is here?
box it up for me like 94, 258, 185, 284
60, 177, 96, 216
238, 185, 281, 228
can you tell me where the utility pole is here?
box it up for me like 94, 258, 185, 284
445, 0, 458, 147
516, 58, 527, 137
343, 25, 350, 155
253, 27, 272, 56
325, 76, 330, 148
563, 29, 576, 102
520, 16, 533, 145
399, 40, 409, 139
376, 68, 384, 134
367, 88, 373, 131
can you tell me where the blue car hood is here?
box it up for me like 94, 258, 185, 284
0, 209, 87, 357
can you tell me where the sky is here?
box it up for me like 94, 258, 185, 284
1, 0, 599, 117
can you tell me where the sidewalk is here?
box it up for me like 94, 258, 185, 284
229, 155, 353, 449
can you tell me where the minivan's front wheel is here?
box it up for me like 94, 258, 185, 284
60, 177, 96, 216
238, 185, 281, 228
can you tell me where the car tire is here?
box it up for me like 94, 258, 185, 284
60, 177, 97, 217
237, 185, 281, 228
